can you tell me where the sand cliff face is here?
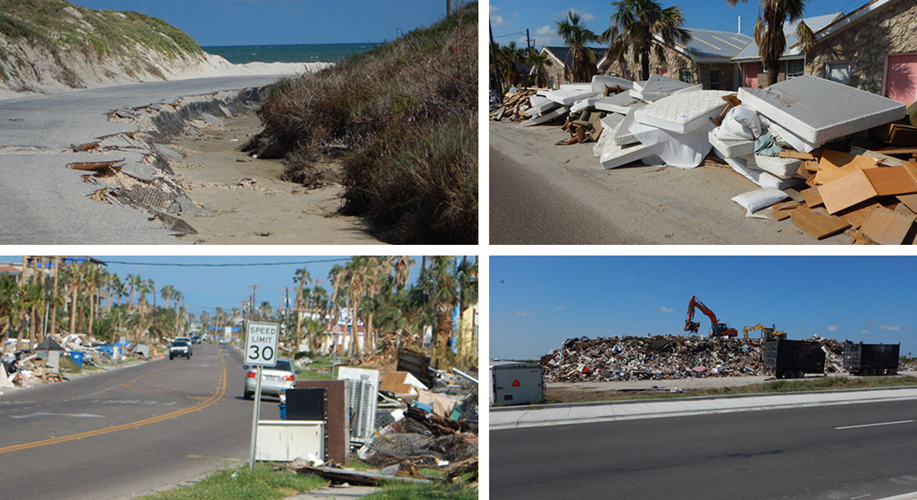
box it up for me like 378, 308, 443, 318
0, 1, 218, 94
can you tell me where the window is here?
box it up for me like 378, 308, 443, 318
679, 69, 692, 83
709, 69, 721, 90
826, 62, 851, 85
787, 59, 805, 79
759, 62, 768, 74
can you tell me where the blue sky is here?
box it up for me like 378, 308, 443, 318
1, 256, 443, 319
491, 256, 917, 360
490, 0, 867, 48
69, 0, 453, 46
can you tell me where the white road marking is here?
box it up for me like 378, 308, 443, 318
851, 494, 871, 499
835, 420, 915, 430
10, 412, 103, 419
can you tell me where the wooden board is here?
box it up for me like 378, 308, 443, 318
815, 150, 880, 185
838, 202, 882, 230
789, 206, 851, 240
863, 166, 917, 196
800, 187, 824, 208
861, 206, 914, 245
818, 169, 879, 214
779, 151, 816, 160
898, 193, 917, 213
871, 123, 917, 147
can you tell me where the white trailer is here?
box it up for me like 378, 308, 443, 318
490, 360, 544, 406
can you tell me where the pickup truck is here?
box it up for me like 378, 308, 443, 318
169, 340, 192, 360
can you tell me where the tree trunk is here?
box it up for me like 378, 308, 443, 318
69, 286, 78, 335
50, 256, 59, 336
641, 51, 650, 81
88, 283, 95, 336
766, 57, 779, 86
435, 310, 452, 362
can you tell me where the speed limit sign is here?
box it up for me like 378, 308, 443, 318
245, 322, 279, 367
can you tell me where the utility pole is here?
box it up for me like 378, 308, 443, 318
446, 0, 451, 17
489, 20, 503, 97
526, 28, 533, 53
738, 16, 742, 34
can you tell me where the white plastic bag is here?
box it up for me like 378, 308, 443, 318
717, 105, 762, 140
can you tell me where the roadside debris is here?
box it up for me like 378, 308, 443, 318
540, 335, 848, 382
494, 75, 916, 244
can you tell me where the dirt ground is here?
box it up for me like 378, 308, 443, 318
490, 120, 847, 245
164, 114, 383, 245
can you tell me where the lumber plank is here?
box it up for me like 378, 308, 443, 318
815, 150, 880, 185
863, 166, 917, 196
779, 151, 816, 160
789, 206, 851, 240
800, 187, 824, 208
898, 193, 917, 213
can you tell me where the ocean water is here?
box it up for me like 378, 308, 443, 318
202, 43, 377, 64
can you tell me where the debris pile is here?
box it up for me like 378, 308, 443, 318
494, 74, 917, 244
541, 335, 845, 382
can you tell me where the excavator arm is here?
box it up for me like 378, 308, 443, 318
685, 296, 737, 337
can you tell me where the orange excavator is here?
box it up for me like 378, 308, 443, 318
685, 296, 738, 337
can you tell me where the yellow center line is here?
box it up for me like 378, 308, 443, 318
0, 349, 227, 456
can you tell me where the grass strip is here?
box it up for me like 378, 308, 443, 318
362, 483, 477, 500
136, 464, 325, 500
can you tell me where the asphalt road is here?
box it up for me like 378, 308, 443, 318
0, 75, 286, 244
0, 344, 269, 500
492, 400, 917, 500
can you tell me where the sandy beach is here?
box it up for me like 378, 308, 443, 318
163, 113, 382, 245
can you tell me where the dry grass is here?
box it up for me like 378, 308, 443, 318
249, 3, 478, 244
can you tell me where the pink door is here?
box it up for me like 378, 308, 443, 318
744, 63, 758, 88
658, 68, 668, 77
886, 55, 917, 105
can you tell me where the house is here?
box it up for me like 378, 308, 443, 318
598, 29, 752, 91
539, 45, 608, 87
731, 13, 841, 89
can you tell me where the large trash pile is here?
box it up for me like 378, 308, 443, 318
540, 335, 845, 382
2, 334, 156, 389
493, 74, 917, 244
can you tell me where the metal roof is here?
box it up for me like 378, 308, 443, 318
542, 45, 607, 69
681, 29, 752, 59
733, 13, 843, 60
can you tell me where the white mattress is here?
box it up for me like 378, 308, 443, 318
612, 108, 641, 146
600, 140, 655, 170
643, 83, 702, 102
525, 98, 560, 117
762, 117, 821, 153
547, 89, 599, 105
595, 93, 644, 113
743, 154, 802, 179
708, 130, 755, 158
713, 149, 802, 190
571, 97, 604, 114
592, 75, 634, 94
635, 90, 732, 134
522, 106, 570, 126
559, 83, 593, 92
738, 76, 905, 144
631, 75, 696, 101
629, 121, 714, 169
601, 113, 625, 132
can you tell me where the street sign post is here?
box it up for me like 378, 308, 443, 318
246, 322, 279, 471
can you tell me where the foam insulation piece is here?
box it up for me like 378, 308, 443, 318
547, 89, 598, 105
596, 93, 644, 113
629, 121, 714, 168
571, 97, 604, 114
708, 130, 755, 158
592, 75, 634, 94
743, 154, 803, 179
739, 76, 905, 144
600, 140, 656, 170
522, 106, 570, 126
713, 149, 803, 190
635, 90, 733, 134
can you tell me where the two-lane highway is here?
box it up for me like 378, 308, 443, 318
492, 400, 917, 500
0, 344, 266, 500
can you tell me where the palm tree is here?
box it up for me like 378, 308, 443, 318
0, 274, 20, 344
259, 301, 272, 322
293, 268, 311, 353
126, 274, 141, 315
556, 11, 599, 83
727, 0, 815, 87
419, 257, 462, 362
607, 0, 691, 81
160, 285, 174, 312
526, 50, 552, 88
83, 262, 100, 337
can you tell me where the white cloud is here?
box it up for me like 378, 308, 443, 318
535, 25, 553, 36
555, 305, 565, 311
490, 5, 499, 12
492, 15, 509, 27
516, 311, 536, 317
860, 329, 872, 334
827, 325, 840, 332
557, 8, 597, 22
880, 324, 902, 331
661, 306, 674, 313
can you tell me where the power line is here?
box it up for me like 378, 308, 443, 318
102, 258, 351, 268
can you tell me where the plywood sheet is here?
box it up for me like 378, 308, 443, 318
861, 206, 914, 245
838, 202, 882, 230
818, 169, 878, 214
815, 150, 880, 185
897, 193, 917, 213
789, 206, 852, 240
800, 186, 824, 207
863, 166, 917, 196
